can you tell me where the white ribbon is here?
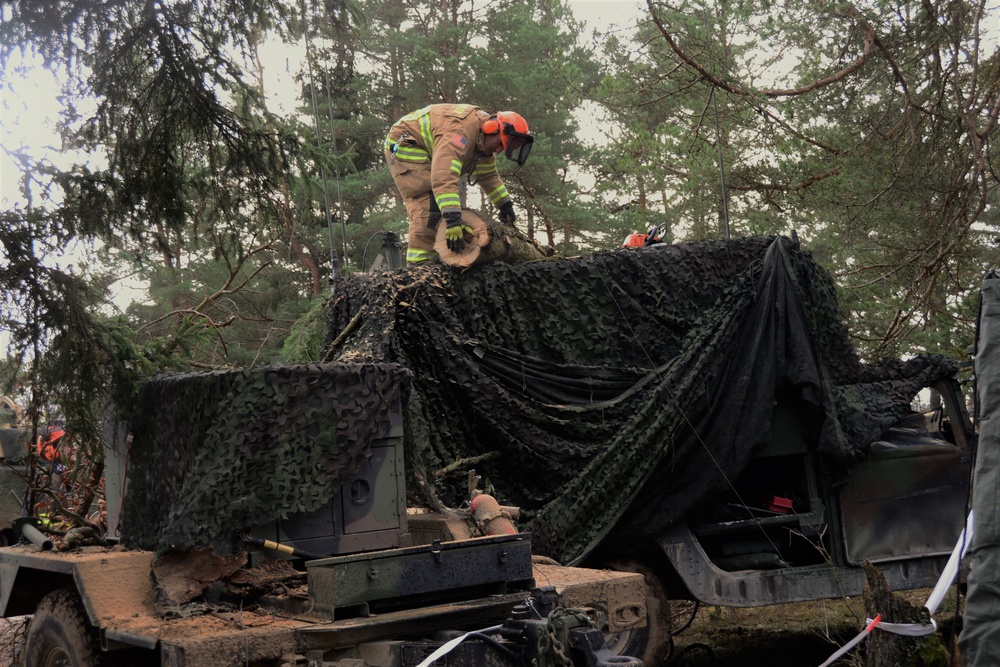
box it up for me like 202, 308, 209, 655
816, 510, 973, 666
415, 624, 502, 667
868, 619, 938, 637
418, 511, 975, 667
925, 509, 973, 616
817, 614, 882, 667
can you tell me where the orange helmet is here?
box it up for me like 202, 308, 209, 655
483, 111, 534, 166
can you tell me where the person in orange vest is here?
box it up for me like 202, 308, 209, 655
384, 104, 534, 264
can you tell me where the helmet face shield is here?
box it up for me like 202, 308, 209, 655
492, 112, 534, 166
503, 127, 534, 166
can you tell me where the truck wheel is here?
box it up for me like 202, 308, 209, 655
24, 589, 101, 667
605, 560, 672, 666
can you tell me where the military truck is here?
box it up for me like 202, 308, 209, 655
0, 363, 647, 666
0, 234, 976, 666
320, 234, 976, 664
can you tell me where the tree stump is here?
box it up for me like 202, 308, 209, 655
862, 560, 949, 667
434, 208, 554, 269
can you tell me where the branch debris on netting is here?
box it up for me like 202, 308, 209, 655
323, 236, 958, 564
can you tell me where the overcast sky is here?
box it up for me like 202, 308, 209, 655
0, 1, 644, 209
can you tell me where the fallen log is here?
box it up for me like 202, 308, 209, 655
434, 208, 554, 268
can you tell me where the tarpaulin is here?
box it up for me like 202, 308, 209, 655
324, 236, 957, 564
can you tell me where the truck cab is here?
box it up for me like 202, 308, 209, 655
658, 376, 972, 607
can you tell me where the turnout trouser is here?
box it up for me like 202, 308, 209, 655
385, 148, 441, 264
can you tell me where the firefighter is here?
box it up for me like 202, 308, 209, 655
384, 104, 534, 263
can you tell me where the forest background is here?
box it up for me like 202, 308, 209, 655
1, 0, 999, 509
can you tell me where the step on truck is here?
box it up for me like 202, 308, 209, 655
0, 363, 647, 667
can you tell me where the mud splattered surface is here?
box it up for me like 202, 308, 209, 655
0, 580, 964, 667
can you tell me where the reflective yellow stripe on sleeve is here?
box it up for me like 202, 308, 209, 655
474, 162, 498, 177
435, 192, 462, 210
450, 159, 462, 175
401, 105, 433, 121
485, 184, 509, 204
419, 113, 433, 151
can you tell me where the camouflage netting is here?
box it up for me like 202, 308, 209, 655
323, 236, 958, 565
120, 363, 410, 554
0, 429, 27, 528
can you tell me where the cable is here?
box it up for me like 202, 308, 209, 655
361, 230, 386, 270
240, 530, 325, 561
700, 7, 730, 240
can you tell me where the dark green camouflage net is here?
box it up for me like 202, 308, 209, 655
120, 363, 410, 554
323, 236, 958, 565
0, 429, 27, 528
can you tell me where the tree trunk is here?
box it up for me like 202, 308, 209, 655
434, 209, 554, 269
862, 561, 948, 667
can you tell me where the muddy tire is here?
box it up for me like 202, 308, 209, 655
605, 560, 672, 666
24, 589, 101, 667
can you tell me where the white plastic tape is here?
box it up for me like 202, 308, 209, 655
925, 509, 973, 616
415, 624, 502, 667
868, 619, 937, 637
817, 615, 881, 667
816, 510, 973, 666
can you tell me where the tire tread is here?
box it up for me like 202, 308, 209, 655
24, 589, 101, 667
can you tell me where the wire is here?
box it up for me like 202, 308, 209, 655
701, 8, 730, 240
361, 230, 386, 270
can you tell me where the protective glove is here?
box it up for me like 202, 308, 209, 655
444, 211, 472, 253
498, 202, 516, 226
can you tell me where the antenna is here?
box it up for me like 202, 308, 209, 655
323, 63, 350, 272
711, 87, 731, 240
302, 0, 343, 293
702, 7, 731, 240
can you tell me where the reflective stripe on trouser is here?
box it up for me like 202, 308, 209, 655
386, 148, 440, 264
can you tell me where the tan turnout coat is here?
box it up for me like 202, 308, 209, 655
384, 104, 512, 262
